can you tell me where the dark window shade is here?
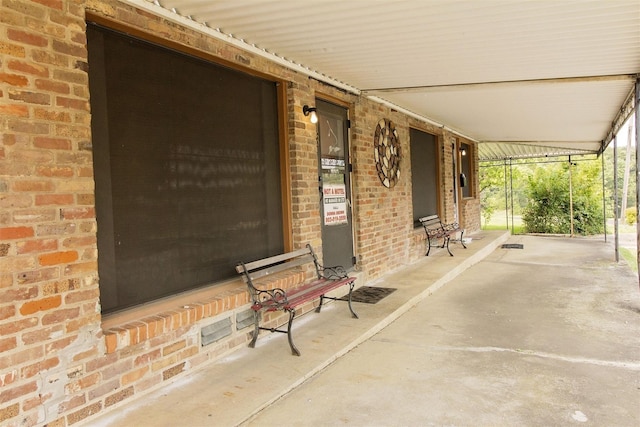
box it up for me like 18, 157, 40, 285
87, 24, 284, 314
410, 129, 438, 226
460, 142, 472, 198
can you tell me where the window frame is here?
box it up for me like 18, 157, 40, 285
409, 128, 441, 227
86, 16, 292, 315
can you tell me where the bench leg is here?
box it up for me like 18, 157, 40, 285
346, 281, 359, 319
445, 235, 454, 256
248, 310, 260, 348
460, 230, 467, 248
315, 295, 324, 313
286, 309, 301, 356
426, 237, 432, 256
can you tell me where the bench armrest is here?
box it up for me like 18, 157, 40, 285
318, 264, 349, 280
252, 287, 288, 308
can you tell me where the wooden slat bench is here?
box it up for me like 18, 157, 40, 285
236, 244, 358, 356
419, 215, 467, 256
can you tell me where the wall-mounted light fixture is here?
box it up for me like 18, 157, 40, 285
303, 105, 318, 124
460, 147, 467, 156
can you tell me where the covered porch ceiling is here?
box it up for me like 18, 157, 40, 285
129, 0, 640, 160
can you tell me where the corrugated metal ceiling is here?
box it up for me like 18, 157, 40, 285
128, 0, 639, 160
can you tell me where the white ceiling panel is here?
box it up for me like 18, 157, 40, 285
130, 0, 640, 159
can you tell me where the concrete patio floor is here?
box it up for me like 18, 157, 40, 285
87, 231, 640, 427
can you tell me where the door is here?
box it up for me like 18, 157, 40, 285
316, 99, 355, 269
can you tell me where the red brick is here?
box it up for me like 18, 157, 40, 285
46, 335, 76, 353
35, 194, 73, 206
0, 306, 15, 322
60, 207, 94, 219
64, 261, 97, 275
21, 324, 64, 345
56, 96, 89, 111
33, 136, 71, 150
12, 180, 55, 192
65, 372, 100, 394
35, 165, 74, 177
21, 356, 59, 378
72, 347, 98, 362
7, 89, 51, 105
122, 366, 149, 386
58, 394, 85, 414
65, 288, 99, 305
0, 346, 44, 371
0, 286, 38, 304
7, 29, 48, 47
163, 340, 186, 356
38, 250, 78, 266
104, 333, 117, 354
41, 307, 79, 325
0, 104, 29, 117
16, 238, 58, 254
62, 236, 96, 248
35, 78, 70, 94
0, 226, 34, 240
31, 0, 64, 10
23, 391, 53, 411
0, 370, 17, 387
19, 295, 62, 315
7, 60, 49, 77
0, 381, 37, 404
0, 337, 17, 354
16, 267, 58, 285
0, 72, 28, 87
0, 317, 38, 335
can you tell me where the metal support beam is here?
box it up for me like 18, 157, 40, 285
635, 78, 640, 285
614, 136, 619, 263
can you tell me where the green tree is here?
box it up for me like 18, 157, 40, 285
522, 161, 604, 235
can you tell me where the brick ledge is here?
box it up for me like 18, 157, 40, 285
102, 269, 307, 354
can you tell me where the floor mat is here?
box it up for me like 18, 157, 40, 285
341, 286, 397, 304
501, 243, 524, 249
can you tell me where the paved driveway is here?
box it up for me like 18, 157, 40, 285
247, 236, 640, 426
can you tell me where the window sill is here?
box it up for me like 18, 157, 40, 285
101, 279, 249, 354
101, 270, 307, 354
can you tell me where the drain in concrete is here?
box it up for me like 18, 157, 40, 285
501, 243, 524, 249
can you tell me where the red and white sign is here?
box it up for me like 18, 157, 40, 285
323, 184, 348, 226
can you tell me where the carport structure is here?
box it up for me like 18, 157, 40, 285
131, 0, 640, 274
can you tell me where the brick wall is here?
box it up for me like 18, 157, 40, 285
0, 1, 481, 425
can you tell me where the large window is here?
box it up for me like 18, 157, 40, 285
410, 129, 439, 225
87, 24, 284, 314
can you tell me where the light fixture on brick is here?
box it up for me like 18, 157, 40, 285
303, 105, 318, 123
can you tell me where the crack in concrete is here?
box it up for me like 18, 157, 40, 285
430, 345, 640, 370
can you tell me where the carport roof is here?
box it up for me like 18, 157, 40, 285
129, 0, 639, 160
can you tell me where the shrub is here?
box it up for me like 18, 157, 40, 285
625, 207, 637, 225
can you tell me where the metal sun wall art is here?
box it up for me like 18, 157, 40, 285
374, 118, 401, 188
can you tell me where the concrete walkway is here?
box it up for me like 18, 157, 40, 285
88, 232, 640, 426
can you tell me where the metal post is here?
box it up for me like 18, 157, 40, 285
635, 78, 640, 284
509, 159, 515, 235
504, 161, 509, 231
614, 135, 619, 263
569, 156, 574, 237
602, 151, 607, 243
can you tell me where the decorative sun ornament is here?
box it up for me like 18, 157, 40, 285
373, 118, 401, 188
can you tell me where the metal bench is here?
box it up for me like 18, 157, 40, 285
419, 215, 467, 256
236, 244, 358, 356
